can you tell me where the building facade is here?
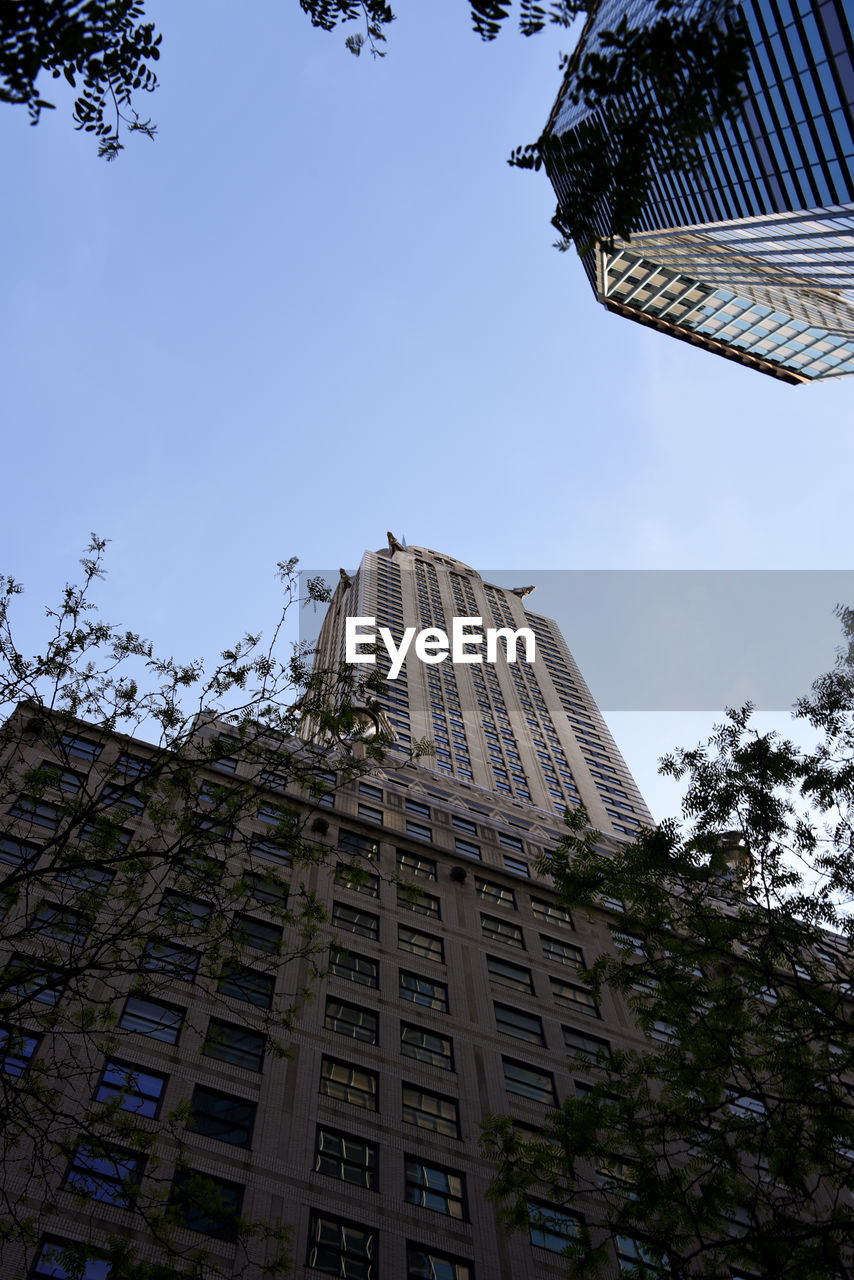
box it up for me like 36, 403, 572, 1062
545, 0, 854, 381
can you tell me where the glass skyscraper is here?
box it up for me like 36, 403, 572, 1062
545, 0, 854, 381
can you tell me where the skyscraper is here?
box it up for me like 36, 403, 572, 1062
545, 0, 854, 382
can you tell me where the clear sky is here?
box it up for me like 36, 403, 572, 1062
1, 0, 851, 819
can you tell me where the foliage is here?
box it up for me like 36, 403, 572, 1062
0, 538, 405, 1278
482, 607, 854, 1279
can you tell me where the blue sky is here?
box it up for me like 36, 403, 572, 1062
1, 0, 851, 818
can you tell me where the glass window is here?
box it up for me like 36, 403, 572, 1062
541, 937, 585, 971
357, 803, 383, 825
486, 954, 533, 994
202, 1018, 265, 1071
396, 850, 437, 881
53, 865, 114, 894
189, 1084, 256, 1147
335, 864, 380, 897
481, 914, 524, 949
241, 870, 288, 907
324, 997, 378, 1045
615, 1235, 669, 1274
94, 1059, 167, 1118
0, 836, 39, 867
452, 816, 477, 835
527, 1200, 580, 1254
358, 782, 384, 802
402, 1085, 460, 1137
531, 899, 574, 928
397, 885, 440, 919
398, 924, 444, 963
502, 1059, 556, 1104
406, 799, 431, 818
64, 1143, 143, 1207
475, 878, 516, 909
10, 796, 61, 829
406, 1243, 473, 1279
494, 1003, 545, 1045
562, 1026, 611, 1062
332, 901, 380, 941
319, 1056, 378, 1110
307, 1212, 375, 1278
454, 838, 481, 860
401, 1023, 453, 1070
405, 820, 432, 842
31, 1238, 110, 1280
157, 891, 213, 930
250, 837, 293, 867
405, 1159, 466, 1219
31, 902, 89, 945
551, 977, 598, 1017
119, 996, 184, 1044
140, 940, 200, 983
400, 970, 448, 1012
170, 1168, 244, 1241
315, 1126, 377, 1190
61, 733, 103, 762
338, 829, 379, 860
503, 855, 530, 877
499, 833, 524, 852
217, 963, 275, 1008
328, 946, 379, 989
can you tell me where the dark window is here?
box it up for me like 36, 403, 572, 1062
170, 1168, 244, 1241
503, 855, 530, 877
116, 752, 148, 779
202, 1018, 266, 1071
475, 878, 516, 909
307, 1212, 375, 1278
241, 870, 288, 906
486, 955, 533, 994
358, 782, 384, 802
397, 885, 440, 919
4, 956, 66, 1006
480, 914, 524, 949
315, 1126, 377, 1190
325, 997, 378, 1044
494, 1003, 545, 1045
140, 940, 200, 983
528, 1199, 581, 1253
338, 829, 379, 860
406, 1243, 473, 1279
332, 901, 379, 941
100, 785, 145, 816
189, 1084, 256, 1147
94, 1060, 167, 1118
319, 1056, 378, 1110
396, 850, 437, 881
157, 891, 213, 930
562, 1026, 611, 1062
402, 1085, 460, 1137
0, 836, 39, 867
405, 1158, 467, 1219
335, 864, 380, 897
401, 1023, 453, 1070
405, 799, 431, 818
405, 820, 432, 842
31, 902, 89, 945
328, 946, 379, 989
502, 1059, 557, 1104
10, 796, 61, 829
53, 865, 114, 894
499, 833, 524, 851
357, 803, 383, 825
64, 1142, 143, 1207
61, 733, 102, 762
400, 970, 448, 1012
250, 837, 293, 867
531, 899, 574, 928
0, 1027, 39, 1076
31, 1238, 109, 1280
454, 838, 481, 860
452, 816, 477, 835
235, 913, 282, 953
398, 924, 444, 963
551, 978, 598, 1017
119, 996, 185, 1044
541, 936, 585, 971
217, 963, 274, 1008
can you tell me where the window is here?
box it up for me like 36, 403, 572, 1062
0, 836, 39, 867
119, 996, 184, 1044
338, 829, 379, 860
406, 820, 432, 842
615, 1236, 669, 1274
503, 855, 530, 877
357, 803, 383, 825
502, 1059, 557, 1104
328, 946, 379, 989
202, 1018, 266, 1071
251, 837, 293, 867
4, 956, 66, 1006
527, 1200, 580, 1254
31, 1238, 110, 1280
402, 1085, 460, 1137
307, 1212, 375, 1279
397, 885, 440, 919
551, 978, 599, 1017
235, 913, 282, 953
10, 796, 61, 829
39, 763, 84, 794
53, 865, 114, 894
61, 732, 102, 762
157, 891, 213, 930
406, 799, 431, 819
531, 899, 574, 928
541, 937, 585, 971
499, 833, 524, 851
140, 940, 200, 983
170, 1168, 244, 1241
405, 1159, 466, 1219
452, 816, 477, 835
454, 838, 481, 860
562, 1026, 611, 1062
398, 924, 444, 963
325, 997, 378, 1044
189, 1084, 256, 1147
116, 751, 147, 779
315, 1127, 377, 1190
100, 785, 145, 816
0, 1027, 39, 1076
242, 870, 289, 907
358, 782, 384, 802
401, 1023, 453, 1070
486, 955, 533, 994
217, 963, 275, 1008
94, 1060, 167, 1118
64, 1142, 143, 1207
332, 902, 380, 941
406, 1243, 472, 1279
400, 970, 448, 1012
480, 914, 524, 949
475, 878, 516, 909
31, 902, 89, 945
335, 864, 380, 897
319, 1057, 378, 1110
494, 1003, 545, 1045
396, 850, 437, 881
